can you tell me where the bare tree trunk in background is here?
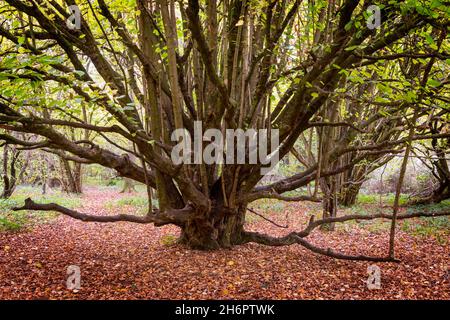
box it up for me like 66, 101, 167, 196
320, 177, 337, 231
1, 144, 28, 199
390, 128, 414, 258
73, 162, 83, 194
319, 99, 339, 231
1, 145, 14, 198
59, 157, 82, 194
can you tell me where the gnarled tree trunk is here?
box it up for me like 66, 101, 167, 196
179, 206, 246, 250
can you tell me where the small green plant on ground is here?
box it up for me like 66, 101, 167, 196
159, 234, 179, 246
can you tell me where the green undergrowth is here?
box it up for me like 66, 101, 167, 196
0, 186, 81, 231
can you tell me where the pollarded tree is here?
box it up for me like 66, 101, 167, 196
1, 0, 450, 260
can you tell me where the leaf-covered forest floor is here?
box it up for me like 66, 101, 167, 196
0, 187, 449, 300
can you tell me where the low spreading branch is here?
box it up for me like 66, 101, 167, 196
242, 231, 399, 262
13, 198, 195, 226
242, 209, 450, 262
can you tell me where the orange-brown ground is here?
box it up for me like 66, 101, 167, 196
0, 188, 448, 299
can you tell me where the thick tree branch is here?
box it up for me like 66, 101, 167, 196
13, 198, 195, 226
